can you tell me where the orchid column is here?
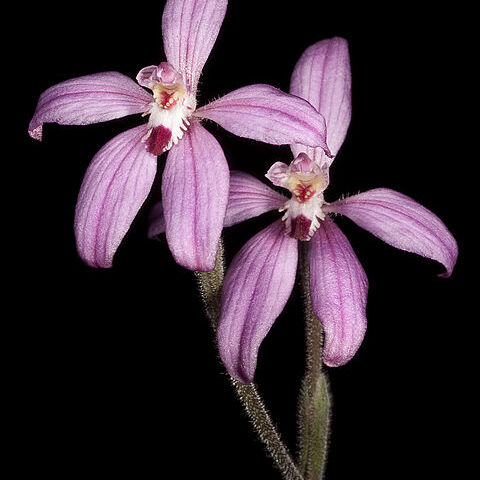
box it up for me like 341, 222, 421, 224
29, 0, 330, 272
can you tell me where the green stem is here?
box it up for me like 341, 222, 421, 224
195, 239, 304, 480
297, 244, 331, 480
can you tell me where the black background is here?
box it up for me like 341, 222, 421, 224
15, 1, 474, 478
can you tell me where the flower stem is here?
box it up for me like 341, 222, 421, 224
195, 239, 304, 480
297, 244, 331, 480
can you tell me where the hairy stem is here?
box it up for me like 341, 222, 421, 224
297, 244, 331, 480
195, 239, 304, 480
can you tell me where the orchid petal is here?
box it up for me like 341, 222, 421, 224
308, 218, 368, 367
162, 0, 228, 93
28, 72, 153, 141
136, 65, 157, 88
265, 162, 290, 188
290, 37, 351, 164
74, 125, 157, 268
217, 220, 298, 384
224, 171, 286, 227
325, 188, 458, 277
195, 84, 331, 155
147, 201, 166, 238
162, 121, 229, 271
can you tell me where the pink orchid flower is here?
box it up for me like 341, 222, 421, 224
150, 37, 457, 383
28, 0, 330, 271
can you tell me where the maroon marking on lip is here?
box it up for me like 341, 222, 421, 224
146, 125, 172, 155
290, 214, 312, 241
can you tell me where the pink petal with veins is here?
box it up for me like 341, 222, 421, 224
162, 0, 228, 93
195, 84, 331, 156
162, 122, 229, 271
308, 218, 368, 366
29, 72, 152, 140
217, 220, 298, 383
290, 37, 351, 164
224, 171, 286, 227
325, 188, 458, 277
74, 125, 157, 268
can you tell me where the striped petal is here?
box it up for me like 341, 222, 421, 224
290, 37, 351, 164
195, 84, 331, 155
74, 126, 157, 268
325, 188, 458, 277
224, 171, 286, 227
162, 121, 229, 271
162, 0, 228, 93
217, 220, 298, 384
29, 72, 153, 140
308, 218, 368, 366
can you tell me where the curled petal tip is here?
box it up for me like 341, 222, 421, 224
79, 255, 113, 269
28, 125, 43, 141
328, 188, 458, 280
440, 238, 458, 278
195, 256, 217, 273
167, 230, 219, 272
322, 358, 343, 368
233, 372, 254, 385
322, 334, 366, 367
28, 71, 153, 144
166, 240, 223, 273
437, 255, 457, 278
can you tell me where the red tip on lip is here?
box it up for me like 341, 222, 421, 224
290, 214, 312, 241
146, 125, 172, 155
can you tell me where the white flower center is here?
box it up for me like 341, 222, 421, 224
136, 62, 196, 155
266, 153, 329, 241
280, 177, 326, 241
